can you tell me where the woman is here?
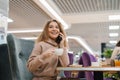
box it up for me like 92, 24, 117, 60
27, 20, 69, 80
110, 41, 120, 79
111, 40, 120, 60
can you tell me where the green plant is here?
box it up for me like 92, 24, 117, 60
103, 72, 120, 80
103, 49, 113, 58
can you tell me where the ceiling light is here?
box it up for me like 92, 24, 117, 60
39, 0, 69, 30
109, 15, 120, 21
109, 33, 119, 37
0, 14, 13, 23
7, 18, 13, 23
21, 37, 37, 40
7, 29, 43, 33
109, 25, 119, 30
109, 40, 117, 44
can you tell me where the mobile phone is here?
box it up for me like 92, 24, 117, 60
55, 35, 62, 44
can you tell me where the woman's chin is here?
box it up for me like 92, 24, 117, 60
50, 37, 56, 40
52, 36, 58, 39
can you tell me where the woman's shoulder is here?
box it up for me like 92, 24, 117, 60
114, 46, 120, 51
115, 46, 120, 49
37, 41, 46, 45
33, 41, 48, 49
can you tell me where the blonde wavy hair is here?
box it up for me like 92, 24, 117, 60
35, 19, 68, 47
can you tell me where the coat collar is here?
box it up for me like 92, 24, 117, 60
45, 38, 58, 47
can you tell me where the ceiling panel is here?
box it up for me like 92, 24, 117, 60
8, 0, 51, 30
53, 0, 120, 14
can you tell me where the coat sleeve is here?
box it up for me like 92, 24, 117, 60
26, 43, 45, 72
58, 48, 70, 67
111, 47, 119, 60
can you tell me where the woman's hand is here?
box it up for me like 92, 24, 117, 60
59, 33, 65, 48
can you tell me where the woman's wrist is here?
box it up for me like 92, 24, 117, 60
59, 44, 64, 48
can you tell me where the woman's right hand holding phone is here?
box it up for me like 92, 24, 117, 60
59, 33, 65, 48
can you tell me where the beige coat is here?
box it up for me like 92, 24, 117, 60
111, 47, 120, 60
27, 39, 69, 80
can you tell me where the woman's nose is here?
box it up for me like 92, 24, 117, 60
53, 27, 57, 30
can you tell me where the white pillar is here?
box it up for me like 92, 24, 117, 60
0, 0, 9, 44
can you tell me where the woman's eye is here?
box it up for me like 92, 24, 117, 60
56, 26, 59, 29
49, 25, 53, 28
49, 25, 59, 29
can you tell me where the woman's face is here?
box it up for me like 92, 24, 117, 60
48, 21, 60, 40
